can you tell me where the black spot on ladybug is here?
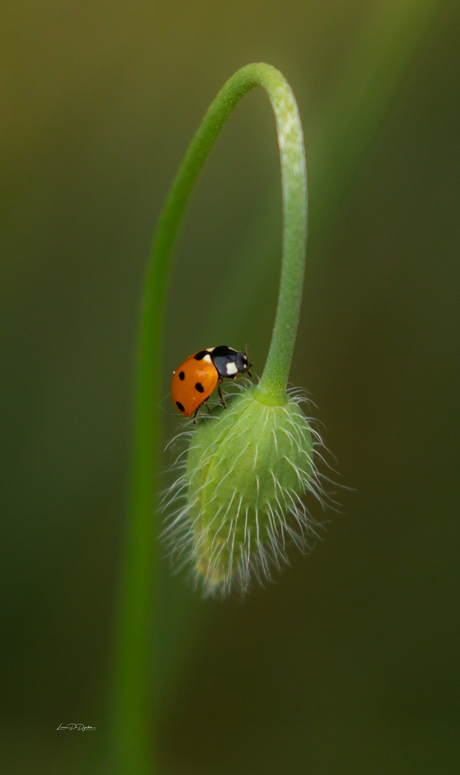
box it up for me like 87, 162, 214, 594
194, 350, 208, 360
176, 401, 185, 412
179, 371, 185, 380
195, 382, 204, 393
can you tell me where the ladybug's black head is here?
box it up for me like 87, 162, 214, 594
236, 350, 252, 376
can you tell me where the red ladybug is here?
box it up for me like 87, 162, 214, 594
171, 345, 252, 419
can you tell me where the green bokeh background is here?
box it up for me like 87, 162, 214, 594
1, 1, 459, 773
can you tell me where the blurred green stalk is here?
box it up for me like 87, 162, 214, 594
309, 0, 443, 237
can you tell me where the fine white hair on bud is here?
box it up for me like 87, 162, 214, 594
162, 385, 331, 597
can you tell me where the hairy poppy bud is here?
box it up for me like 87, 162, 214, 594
163, 386, 325, 596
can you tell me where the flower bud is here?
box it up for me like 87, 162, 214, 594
163, 386, 325, 596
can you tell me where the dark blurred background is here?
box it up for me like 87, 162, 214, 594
1, 1, 459, 773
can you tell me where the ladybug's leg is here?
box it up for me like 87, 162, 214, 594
193, 407, 200, 424
204, 399, 210, 413
217, 380, 227, 409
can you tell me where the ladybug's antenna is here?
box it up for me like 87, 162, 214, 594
245, 343, 252, 374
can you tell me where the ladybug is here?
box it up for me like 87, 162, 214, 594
171, 345, 252, 419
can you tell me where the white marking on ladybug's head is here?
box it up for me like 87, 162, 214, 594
236, 351, 250, 372
204, 354, 213, 364
226, 362, 238, 376
206, 347, 215, 352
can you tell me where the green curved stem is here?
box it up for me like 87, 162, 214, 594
248, 71, 307, 401
112, 62, 307, 774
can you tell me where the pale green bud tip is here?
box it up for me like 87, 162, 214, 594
162, 386, 328, 597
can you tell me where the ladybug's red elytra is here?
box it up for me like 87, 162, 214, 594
171, 345, 252, 419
